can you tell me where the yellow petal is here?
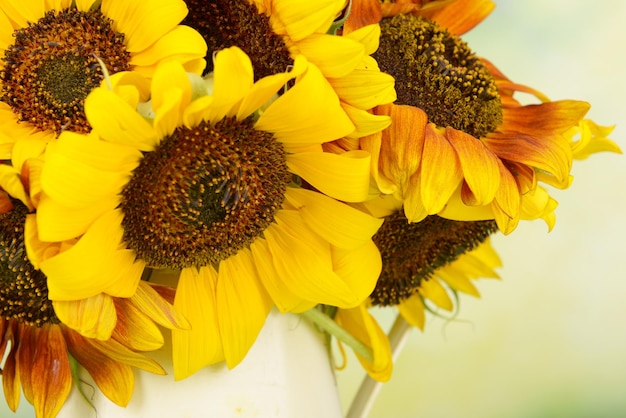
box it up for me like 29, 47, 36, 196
272, 0, 344, 41
256, 63, 354, 144
249, 237, 309, 313
150, 60, 192, 137
85, 89, 158, 151
87, 335, 165, 375
397, 295, 426, 330
285, 187, 382, 249
53, 295, 117, 340
297, 34, 363, 78
286, 150, 371, 202
335, 304, 392, 382
420, 278, 453, 311
42, 210, 144, 300
211, 46, 254, 117
436, 270, 480, 297
111, 298, 164, 352
237, 55, 308, 119
128, 25, 207, 75
331, 241, 381, 304
329, 68, 396, 110
0, 0, 44, 28
217, 250, 273, 369
172, 267, 224, 380
101, 0, 187, 53
0, 164, 31, 210
344, 24, 381, 55
263, 211, 359, 308
130, 281, 190, 330
342, 104, 392, 139
41, 133, 139, 210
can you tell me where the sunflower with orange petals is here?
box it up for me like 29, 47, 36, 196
342, 0, 621, 234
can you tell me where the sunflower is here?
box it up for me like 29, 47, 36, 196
341, 0, 621, 234
363, 201, 501, 324
30, 46, 385, 380
0, 0, 207, 160
181, 0, 396, 139
0, 164, 188, 418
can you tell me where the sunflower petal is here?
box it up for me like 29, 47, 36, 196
286, 187, 382, 249
272, 0, 344, 41
42, 210, 144, 300
217, 250, 273, 369
420, 278, 453, 311
286, 150, 371, 202
63, 328, 134, 407
419, 124, 463, 213
172, 267, 224, 380
31, 326, 72, 418
101, 0, 187, 53
112, 298, 164, 352
256, 63, 354, 143
329, 68, 396, 110
53, 295, 117, 340
249, 237, 312, 313
128, 25, 207, 75
87, 335, 165, 375
264, 211, 360, 308
297, 34, 364, 78
85, 88, 158, 151
331, 241, 381, 303
397, 295, 426, 330
446, 127, 500, 206
130, 281, 190, 330
335, 305, 392, 382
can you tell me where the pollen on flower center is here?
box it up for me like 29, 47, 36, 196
374, 14, 502, 138
370, 212, 497, 306
120, 117, 292, 270
0, 8, 131, 135
0, 202, 58, 326
182, 0, 294, 78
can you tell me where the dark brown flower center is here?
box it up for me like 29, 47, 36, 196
374, 14, 502, 138
370, 212, 497, 306
0, 201, 58, 326
182, 0, 293, 78
0, 8, 131, 135
120, 117, 291, 269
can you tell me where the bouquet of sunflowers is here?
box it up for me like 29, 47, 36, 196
0, 0, 620, 417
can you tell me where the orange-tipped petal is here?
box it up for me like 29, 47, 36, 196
31, 326, 72, 418
446, 127, 500, 206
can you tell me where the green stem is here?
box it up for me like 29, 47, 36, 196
300, 307, 373, 363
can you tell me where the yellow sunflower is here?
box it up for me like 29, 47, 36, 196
0, 0, 207, 159
342, 0, 621, 234
30, 47, 385, 380
181, 0, 396, 138
0, 165, 188, 418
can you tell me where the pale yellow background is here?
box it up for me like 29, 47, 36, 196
2, 1, 625, 417
338, 1, 626, 417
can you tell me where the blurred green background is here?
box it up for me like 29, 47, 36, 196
2, 1, 625, 417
